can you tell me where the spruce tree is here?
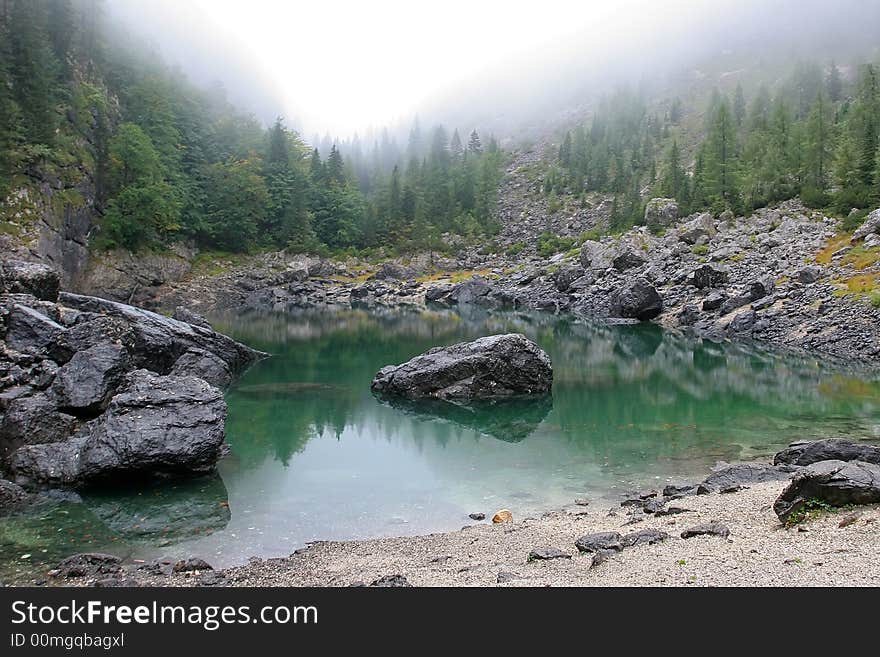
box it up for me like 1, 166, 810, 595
827, 61, 843, 102
467, 129, 483, 155
734, 83, 747, 127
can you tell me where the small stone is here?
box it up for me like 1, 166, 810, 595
575, 531, 623, 553
496, 571, 521, 583
681, 522, 730, 539
528, 547, 571, 561
370, 574, 411, 587
492, 509, 513, 524
574, 498, 590, 506
838, 512, 861, 528
468, 512, 486, 521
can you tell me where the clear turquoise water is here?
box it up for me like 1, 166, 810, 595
2, 307, 879, 582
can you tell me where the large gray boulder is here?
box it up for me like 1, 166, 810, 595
851, 208, 880, 243
369, 262, 417, 281
774, 439, 880, 467
644, 198, 678, 230
57, 292, 265, 374
691, 265, 728, 289
677, 213, 716, 245
609, 280, 663, 321
0, 260, 60, 301
11, 370, 227, 487
0, 393, 80, 445
52, 343, 129, 414
773, 460, 880, 522
170, 348, 232, 389
4, 304, 65, 355
579, 241, 614, 271
371, 334, 552, 400
699, 462, 797, 493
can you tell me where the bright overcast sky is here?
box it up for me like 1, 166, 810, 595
113, 0, 769, 136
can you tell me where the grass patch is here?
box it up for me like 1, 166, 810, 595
692, 244, 709, 256
537, 232, 577, 258
784, 498, 836, 527
816, 234, 852, 265
191, 251, 251, 277
841, 246, 880, 270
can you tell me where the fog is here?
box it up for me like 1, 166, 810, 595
107, 0, 880, 140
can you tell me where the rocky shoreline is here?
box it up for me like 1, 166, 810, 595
36, 439, 880, 587
0, 260, 265, 512
143, 201, 880, 365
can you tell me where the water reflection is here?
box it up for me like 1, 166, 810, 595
2, 306, 879, 579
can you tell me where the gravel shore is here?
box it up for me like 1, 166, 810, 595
131, 480, 880, 587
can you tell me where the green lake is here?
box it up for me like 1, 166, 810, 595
2, 307, 879, 583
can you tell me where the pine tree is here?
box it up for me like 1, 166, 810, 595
669, 97, 683, 124
803, 93, 832, 191
559, 131, 572, 168
703, 99, 740, 211
326, 144, 345, 184
8, 0, 59, 145
734, 83, 747, 127
450, 129, 463, 161
827, 61, 843, 102
659, 140, 689, 210
467, 129, 482, 155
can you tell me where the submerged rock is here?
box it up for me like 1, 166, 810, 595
773, 460, 880, 523
371, 333, 552, 400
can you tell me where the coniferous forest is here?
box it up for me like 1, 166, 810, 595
552, 63, 880, 232
0, 0, 503, 255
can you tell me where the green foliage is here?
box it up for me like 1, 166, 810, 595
784, 498, 835, 527
0, 2, 503, 257
553, 60, 880, 227
537, 232, 577, 258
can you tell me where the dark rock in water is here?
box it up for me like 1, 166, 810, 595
51, 343, 129, 415
170, 347, 232, 389
0, 393, 79, 445
699, 462, 797, 493
621, 528, 670, 547
173, 558, 213, 573
370, 263, 416, 281
11, 370, 227, 487
468, 512, 486, 521
773, 439, 880, 467
449, 276, 493, 305
371, 333, 552, 400
609, 280, 663, 321
172, 307, 212, 329
0, 260, 60, 301
612, 250, 647, 272
575, 531, 623, 553
53, 553, 122, 578
528, 547, 571, 561
681, 522, 730, 539
83, 474, 231, 544
773, 460, 880, 522
373, 394, 551, 443
4, 304, 64, 355
0, 478, 30, 513
370, 574, 411, 587
692, 264, 728, 289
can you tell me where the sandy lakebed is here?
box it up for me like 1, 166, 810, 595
115, 478, 880, 588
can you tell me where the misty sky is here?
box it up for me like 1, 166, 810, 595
108, 0, 880, 139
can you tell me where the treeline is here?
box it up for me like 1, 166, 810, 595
555, 60, 880, 230
0, 0, 502, 254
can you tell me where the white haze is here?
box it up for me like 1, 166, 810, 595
107, 0, 880, 139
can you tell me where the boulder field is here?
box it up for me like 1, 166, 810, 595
0, 260, 265, 504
